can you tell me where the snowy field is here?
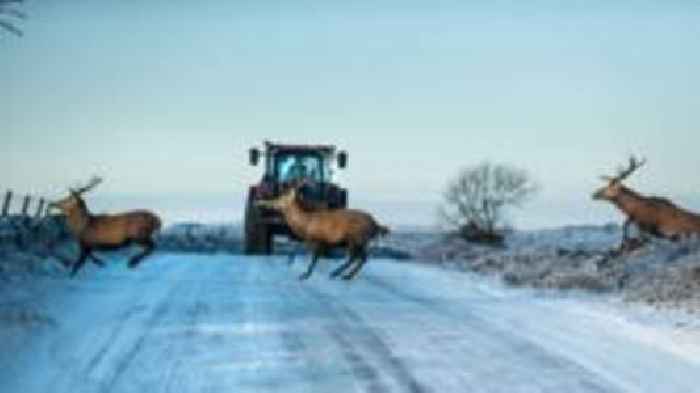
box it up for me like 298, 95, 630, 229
1, 253, 699, 393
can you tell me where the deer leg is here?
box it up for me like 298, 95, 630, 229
342, 248, 368, 281
619, 218, 634, 251
288, 242, 302, 265
89, 253, 105, 267
330, 247, 357, 279
70, 247, 90, 278
128, 239, 154, 269
622, 218, 632, 241
299, 243, 322, 281
50, 247, 74, 269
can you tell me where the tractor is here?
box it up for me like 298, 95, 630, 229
244, 141, 349, 254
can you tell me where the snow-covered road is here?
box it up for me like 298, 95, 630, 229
2, 254, 699, 393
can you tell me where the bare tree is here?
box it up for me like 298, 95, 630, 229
0, 0, 25, 37
439, 162, 537, 243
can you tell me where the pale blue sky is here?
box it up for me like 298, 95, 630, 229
2, 1, 699, 228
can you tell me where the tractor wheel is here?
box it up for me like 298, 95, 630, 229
338, 189, 348, 208
244, 196, 272, 255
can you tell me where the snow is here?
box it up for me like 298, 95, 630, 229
0, 254, 698, 392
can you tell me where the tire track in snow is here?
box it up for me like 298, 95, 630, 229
362, 274, 618, 393
294, 284, 392, 393
324, 327, 388, 393
85, 260, 197, 393
83, 304, 147, 377
160, 292, 213, 393
303, 285, 430, 393
33, 258, 190, 393
97, 282, 182, 393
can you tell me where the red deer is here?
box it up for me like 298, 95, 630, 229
592, 156, 700, 248
48, 177, 162, 276
256, 187, 389, 280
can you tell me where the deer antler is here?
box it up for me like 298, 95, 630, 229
70, 176, 103, 195
601, 156, 647, 182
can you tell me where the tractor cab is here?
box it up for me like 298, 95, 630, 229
244, 141, 349, 254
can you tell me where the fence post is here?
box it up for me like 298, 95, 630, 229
35, 198, 46, 218
1, 190, 11, 217
21, 195, 31, 216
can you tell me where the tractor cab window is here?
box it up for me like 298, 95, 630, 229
275, 152, 324, 184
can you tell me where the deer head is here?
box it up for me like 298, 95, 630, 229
592, 156, 646, 201
48, 176, 103, 214
256, 186, 299, 211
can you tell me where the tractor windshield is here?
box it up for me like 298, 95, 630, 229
274, 152, 325, 184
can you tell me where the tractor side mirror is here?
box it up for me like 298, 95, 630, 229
249, 148, 260, 166
337, 151, 348, 169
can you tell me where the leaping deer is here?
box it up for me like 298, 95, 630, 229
256, 186, 389, 280
48, 177, 162, 277
592, 156, 700, 248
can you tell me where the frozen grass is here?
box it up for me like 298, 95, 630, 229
0, 216, 70, 345
0, 215, 72, 281
409, 225, 700, 313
